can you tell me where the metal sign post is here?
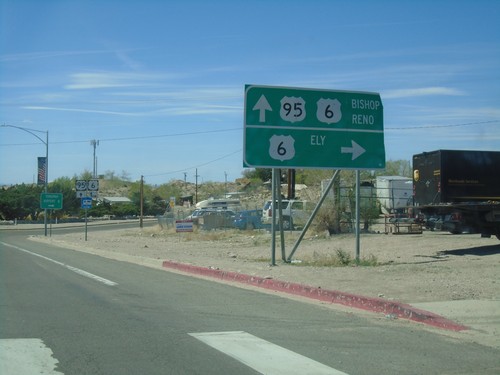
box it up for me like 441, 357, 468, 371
76, 179, 99, 241
270, 169, 277, 266
81, 196, 92, 241
355, 170, 361, 262
40, 193, 63, 238
85, 208, 88, 241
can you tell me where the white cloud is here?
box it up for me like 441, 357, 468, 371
0, 50, 110, 62
383, 87, 465, 99
111, 86, 241, 100
388, 106, 500, 125
153, 104, 241, 116
0, 48, 149, 64
64, 72, 182, 90
23, 106, 138, 116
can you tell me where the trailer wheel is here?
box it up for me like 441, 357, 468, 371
448, 222, 463, 234
281, 217, 293, 231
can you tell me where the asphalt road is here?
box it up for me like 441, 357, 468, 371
1, 228, 499, 375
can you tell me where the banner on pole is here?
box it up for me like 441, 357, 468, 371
37, 157, 47, 185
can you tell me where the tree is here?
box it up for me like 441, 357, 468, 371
0, 184, 43, 220
149, 195, 167, 215
86, 201, 112, 218
111, 202, 138, 217
380, 160, 412, 177
128, 180, 168, 216
79, 169, 93, 180
119, 170, 131, 181
49, 177, 80, 217
242, 168, 272, 182
155, 183, 183, 204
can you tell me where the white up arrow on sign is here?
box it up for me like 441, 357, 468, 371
252, 94, 272, 122
341, 140, 366, 160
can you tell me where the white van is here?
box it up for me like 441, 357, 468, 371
262, 199, 312, 230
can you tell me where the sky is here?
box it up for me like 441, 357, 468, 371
1, 0, 499, 186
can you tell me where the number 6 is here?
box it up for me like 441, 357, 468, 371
278, 141, 286, 156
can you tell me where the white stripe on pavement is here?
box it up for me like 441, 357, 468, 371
1, 241, 118, 286
0, 339, 64, 375
189, 331, 349, 375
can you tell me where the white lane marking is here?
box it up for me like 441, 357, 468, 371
0, 338, 64, 375
189, 331, 349, 375
1, 241, 118, 286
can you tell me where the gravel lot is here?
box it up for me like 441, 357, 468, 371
33, 224, 500, 304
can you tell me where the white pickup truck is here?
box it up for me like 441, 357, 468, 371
262, 199, 313, 230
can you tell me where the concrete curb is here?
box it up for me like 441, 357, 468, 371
162, 260, 468, 332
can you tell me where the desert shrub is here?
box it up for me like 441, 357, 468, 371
335, 249, 351, 265
293, 249, 378, 267
314, 203, 341, 234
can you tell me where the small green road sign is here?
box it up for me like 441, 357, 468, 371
40, 193, 63, 209
244, 84, 386, 169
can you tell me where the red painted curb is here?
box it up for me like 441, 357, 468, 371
162, 260, 468, 332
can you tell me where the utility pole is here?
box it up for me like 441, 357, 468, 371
90, 139, 99, 178
287, 169, 296, 199
140, 175, 144, 228
195, 168, 199, 204
224, 171, 227, 197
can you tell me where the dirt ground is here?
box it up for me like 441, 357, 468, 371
32, 222, 500, 305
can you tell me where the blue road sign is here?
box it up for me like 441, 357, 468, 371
81, 197, 92, 209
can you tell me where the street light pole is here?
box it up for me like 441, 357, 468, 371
1, 124, 49, 236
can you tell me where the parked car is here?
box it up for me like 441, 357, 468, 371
233, 210, 263, 230
185, 209, 211, 225
262, 199, 312, 230
199, 210, 236, 230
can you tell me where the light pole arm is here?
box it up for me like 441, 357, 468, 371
1, 123, 50, 236
1, 124, 47, 146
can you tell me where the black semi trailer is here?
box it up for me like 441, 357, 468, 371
413, 150, 500, 239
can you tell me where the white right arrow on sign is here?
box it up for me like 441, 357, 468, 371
341, 140, 366, 160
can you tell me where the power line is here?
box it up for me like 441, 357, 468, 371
144, 149, 241, 178
386, 120, 499, 130
2, 121, 498, 147
2, 120, 498, 148
96, 127, 241, 143
0, 127, 241, 146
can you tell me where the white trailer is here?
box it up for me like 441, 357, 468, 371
195, 198, 241, 210
376, 176, 412, 214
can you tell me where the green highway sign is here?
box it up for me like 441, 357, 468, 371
40, 193, 63, 210
244, 84, 386, 169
